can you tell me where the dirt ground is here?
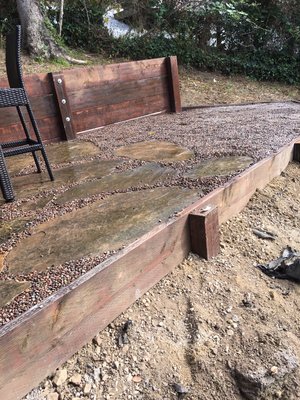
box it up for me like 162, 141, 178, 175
23, 161, 300, 400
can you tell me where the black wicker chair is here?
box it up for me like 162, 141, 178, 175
0, 25, 54, 202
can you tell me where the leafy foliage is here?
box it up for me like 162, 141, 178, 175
109, 0, 300, 84
0, 2, 18, 46
47, 0, 110, 52
1, 0, 299, 83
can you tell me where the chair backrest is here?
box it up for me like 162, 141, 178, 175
5, 25, 24, 89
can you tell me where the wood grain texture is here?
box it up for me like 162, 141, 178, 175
74, 94, 170, 133
189, 206, 220, 259
0, 116, 63, 144
62, 58, 168, 91
0, 136, 299, 400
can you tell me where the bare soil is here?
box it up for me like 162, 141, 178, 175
179, 68, 300, 106
24, 162, 300, 400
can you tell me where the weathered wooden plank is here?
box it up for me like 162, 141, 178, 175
0, 73, 53, 97
0, 95, 58, 128
166, 56, 182, 112
74, 93, 170, 133
0, 116, 64, 144
68, 76, 168, 111
189, 205, 220, 259
50, 72, 76, 140
63, 58, 168, 91
0, 136, 298, 400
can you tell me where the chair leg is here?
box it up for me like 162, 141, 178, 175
17, 106, 42, 173
0, 146, 14, 202
26, 104, 55, 181
40, 147, 54, 181
32, 151, 42, 173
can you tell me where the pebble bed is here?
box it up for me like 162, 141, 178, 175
0, 102, 299, 327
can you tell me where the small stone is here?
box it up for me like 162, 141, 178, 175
93, 334, 102, 346
69, 373, 82, 386
270, 366, 279, 375
132, 375, 142, 383
83, 383, 92, 394
93, 367, 101, 382
173, 383, 189, 394
227, 329, 234, 336
52, 369, 68, 386
232, 314, 239, 323
47, 393, 59, 400
122, 344, 129, 353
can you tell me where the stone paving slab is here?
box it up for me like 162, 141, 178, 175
12, 159, 120, 199
7, 187, 199, 275
184, 156, 253, 178
6, 141, 100, 175
56, 163, 175, 205
115, 140, 194, 161
0, 281, 30, 308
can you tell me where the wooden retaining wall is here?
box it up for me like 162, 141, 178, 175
0, 56, 181, 143
0, 137, 299, 400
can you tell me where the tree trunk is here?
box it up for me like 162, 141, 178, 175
16, 0, 64, 58
58, 0, 65, 37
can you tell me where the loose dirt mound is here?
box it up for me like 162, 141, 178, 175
24, 162, 300, 399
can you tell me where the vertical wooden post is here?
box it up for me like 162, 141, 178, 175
293, 143, 300, 162
166, 56, 182, 113
50, 72, 76, 140
189, 205, 220, 260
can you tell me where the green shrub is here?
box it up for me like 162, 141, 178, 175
109, 34, 300, 84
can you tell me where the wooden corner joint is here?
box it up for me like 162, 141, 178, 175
188, 205, 220, 260
293, 143, 300, 162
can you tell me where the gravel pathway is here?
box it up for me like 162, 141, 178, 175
0, 102, 299, 328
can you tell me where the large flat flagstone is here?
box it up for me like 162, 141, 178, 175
6, 141, 100, 175
0, 281, 30, 308
56, 163, 175, 205
184, 156, 253, 178
115, 141, 194, 162
7, 187, 200, 274
11, 159, 120, 199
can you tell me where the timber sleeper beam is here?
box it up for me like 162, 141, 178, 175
189, 205, 220, 260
